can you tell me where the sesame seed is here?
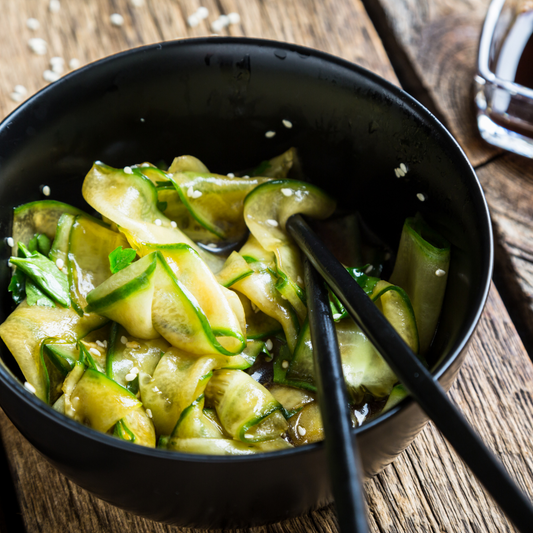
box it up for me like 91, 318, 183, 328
154, 218, 162, 226
43, 70, 60, 83
187, 186, 195, 198
281, 360, 289, 369
96, 340, 106, 348
265, 339, 273, 351
192, 190, 203, 199
125, 373, 136, 382
69, 58, 81, 70
129, 366, 140, 375
196, 6, 209, 19
187, 14, 199, 27
146, 408, 153, 418
51, 62, 64, 74
49, 0, 60, 13
228, 12, 241, 24
120, 336, 128, 344
417, 193, 426, 202
50, 56, 64, 66
26, 18, 40, 30
10, 92, 24, 103
243, 175, 250, 179
211, 19, 224, 32
281, 188, 293, 197
123, 166, 133, 174
218, 15, 230, 27
297, 426, 307, 436
14, 85, 27, 96
6, 237, 14, 248
435, 269, 446, 277
110, 13, 124, 26
244, 433, 254, 439
265, 130, 276, 138
282, 119, 293, 129
170, 221, 177, 228
131, 0, 144, 5
55, 258, 64, 270
42, 185, 51, 196
251, 302, 260, 313
394, 168, 401, 178
365, 265, 373, 274
297, 276, 303, 284
397, 167, 406, 177
103, 340, 108, 348
400, 163, 408, 173
24, 382, 36, 394
227, 172, 235, 178
28, 38, 47, 55
206, 243, 218, 249
7, 261, 13, 268
333, 313, 342, 320
266, 219, 278, 227
89, 347, 101, 357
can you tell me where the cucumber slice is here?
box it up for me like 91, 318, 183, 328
135, 243, 246, 355
243, 180, 335, 321
286, 316, 399, 402
268, 384, 316, 418
160, 436, 292, 455
235, 291, 283, 340
389, 214, 450, 354
49, 214, 75, 266
167, 171, 270, 240
238, 234, 276, 265
382, 384, 408, 413
106, 322, 169, 390
12, 200, 96, 253
232, 265, 299, 353
68, 214, 130, 313
43, 342, 80, 375
139, 348, 221, 435
68, 368, 141, 433
0, 302, 107, 401
81, 162, 223, 273
248, 148, 299, 179
371, 280, 419, 354
167, 155, 210, 174
216, 252, 254, 288
205, 369, 288, 443
114, 407, 156, 447
85, 253, 159, 339
171, 394, 224, 439
287, 401, 324, 445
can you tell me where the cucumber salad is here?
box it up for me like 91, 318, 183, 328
0, 149, 450, 455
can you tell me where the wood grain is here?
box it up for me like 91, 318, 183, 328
0, 1, 532, 533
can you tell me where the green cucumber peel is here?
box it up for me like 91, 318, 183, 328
11, 243, 70, 307
8, 269, 26, 305
238, 402, 284, 443
113, 419, 136, 442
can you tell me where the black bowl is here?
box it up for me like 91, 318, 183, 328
0, 37, 492, 528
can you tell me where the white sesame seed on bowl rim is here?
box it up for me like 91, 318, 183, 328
282, 119, 293, 128
6, 237, 14, 248
265, 130, 276, 138
24, 382, 36, 394
417, 193, 426, 202
42, 185, 51, 196
435, 269, 446, 277
123, 166, 133, 174
110, 13, 125, 26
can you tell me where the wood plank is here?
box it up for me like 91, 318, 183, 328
0, 1, 532, 533
369, 0, 533, 352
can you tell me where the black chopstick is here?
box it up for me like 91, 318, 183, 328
286, 214, 533, 533
304, 256, 369, 533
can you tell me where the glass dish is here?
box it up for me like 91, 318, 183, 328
475, 0, 533, 157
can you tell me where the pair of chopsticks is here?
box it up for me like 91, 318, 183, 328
286, 214, 533, 533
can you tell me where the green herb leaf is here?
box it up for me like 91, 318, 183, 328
8, 269, 26, 305
10, 243, 70, 307
109, 246, 137, 274
26, 279, 55, 307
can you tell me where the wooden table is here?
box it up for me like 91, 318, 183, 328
1, 0, 533, 531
